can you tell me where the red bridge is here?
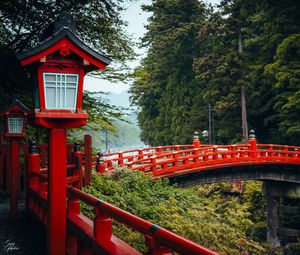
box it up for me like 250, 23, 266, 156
1, 131, 300, 254
96, 131, 300, 186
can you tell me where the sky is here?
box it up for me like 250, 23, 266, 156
84, 0, 220, 94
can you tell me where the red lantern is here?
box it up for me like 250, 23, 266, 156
0, 100, 30, 216
0, 100, 30, 138
17, 13, 112, 254
17, 13, 111, 128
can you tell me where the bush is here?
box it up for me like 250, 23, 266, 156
82, 169, 267, 254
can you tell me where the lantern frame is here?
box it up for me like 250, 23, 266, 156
17, 13, 111, 129
0, 101, 31, 138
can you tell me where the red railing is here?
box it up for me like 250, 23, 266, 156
67, 186, 219, 255
95, 143, 300, 177
26, 143, 219, 255
92, 145, 197, 170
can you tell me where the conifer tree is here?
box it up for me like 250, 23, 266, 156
131, 0, 206, 145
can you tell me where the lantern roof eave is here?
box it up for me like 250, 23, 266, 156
0, 99, 31, 117
16, 27, 112, 68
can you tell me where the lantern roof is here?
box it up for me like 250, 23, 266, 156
0, 99, 31, 117
17, 12, 112, 70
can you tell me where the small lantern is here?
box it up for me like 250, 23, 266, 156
0, 100, 31, 138
193, 131, 199, 140
17, 12, 111, 129
202, 130, 209, 139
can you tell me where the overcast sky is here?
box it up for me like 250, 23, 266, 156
84, 0, 220, 94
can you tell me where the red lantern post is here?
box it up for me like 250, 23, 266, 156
0, 100, 31, 216
17, 13, 111, 255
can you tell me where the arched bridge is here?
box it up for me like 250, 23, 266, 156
97, 137, 300, 186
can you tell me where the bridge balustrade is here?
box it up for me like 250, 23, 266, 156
67, 186, 219, 255
93, 143, 300, 178
94, 145, 197, 171
25, 143, 219, 255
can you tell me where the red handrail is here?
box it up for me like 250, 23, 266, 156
67, 186, 219, 255
26, 146, 220, 255
95, 143, 300, 177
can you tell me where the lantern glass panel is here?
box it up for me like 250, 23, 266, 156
8, 117, 24, 134
43, 73, 79, 110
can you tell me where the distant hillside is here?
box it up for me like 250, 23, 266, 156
73, 91, 144, 151
102, 90, 131, 109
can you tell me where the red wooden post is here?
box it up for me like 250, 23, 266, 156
138, 149, 143, 160
6, 144, 11, 191
67, 197, 80, 255
26, 141, 40, 211
212, 147, 218, 160
193, 131, 201, 148
173, 152, 179, 168
48, 128, 67, 255
157, 147, 162, 154
118, 152, 124, 165
145, 235, 172, 255
249, 129, 257, 159
0, 136, 4, 189
150, 156, 157, 175
96, 152, 105, 173
67, 144, 74, 164
72, 142, 82, 189
10, 139, 20, 216
94, 208, 112, 243
40, 145, 47, 168
84, 134, 92, 186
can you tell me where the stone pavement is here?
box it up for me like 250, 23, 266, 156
0, 195, 46, 255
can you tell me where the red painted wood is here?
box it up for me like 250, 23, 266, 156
20, 37, 107, 70
48, 128, 67, 255
10, 139, 19, 216
84, 135, 92, 186
95, 143, 300, 178
67, 186, 219, 255
40, 146, 47, 168
0, 137, 4, 189
72, 149, 82, 189
6, 144, 11, 191
24, 139, 300, 255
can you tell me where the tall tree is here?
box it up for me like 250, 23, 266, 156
131, 0, 206, 145
193, 2, 249, 144
245, 0, 300, 145
132, 0, 300, 145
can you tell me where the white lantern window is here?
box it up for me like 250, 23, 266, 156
8, 117, 24, 134
43, 73, 79, 110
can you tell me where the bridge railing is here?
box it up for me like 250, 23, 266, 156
67, 186, 219, 255
94, 144, 197, 170
93, 143, 300, 177
26, 143, 219, 255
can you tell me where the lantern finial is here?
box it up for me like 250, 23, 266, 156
29, 141, 38, 154
74, 141, 81, 152
41, 12, 77, 41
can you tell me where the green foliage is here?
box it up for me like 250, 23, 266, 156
130, 0, 206, 145
264, 34, 300, 144
82, 171, 268, 254
131, 0, 300, 145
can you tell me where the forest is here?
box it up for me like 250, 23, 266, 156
130, 0, 300, 146
0, 1, 299, 254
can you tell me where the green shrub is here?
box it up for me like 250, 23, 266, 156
82, 169, 267, 254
